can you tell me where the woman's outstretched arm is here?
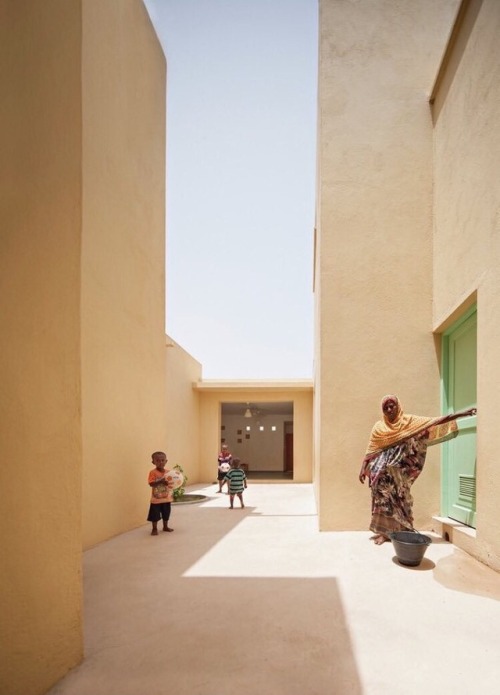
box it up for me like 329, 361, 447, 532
438, 407, 476, 425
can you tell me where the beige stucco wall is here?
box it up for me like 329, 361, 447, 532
432, 0, 500, 569
292, 391, 314, 483
1, 2, 168, 691
81, 0, 168, 548
196, 383, 313, 484
316, 0, 460, 530
165, 337, 202, 483
0, 3, 84, 694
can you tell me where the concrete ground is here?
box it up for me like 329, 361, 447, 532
48, 483, 500, 695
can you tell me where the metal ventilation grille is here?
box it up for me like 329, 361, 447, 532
459, 475, 476, 501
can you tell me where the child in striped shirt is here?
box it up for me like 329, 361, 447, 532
224, 458, 247, 509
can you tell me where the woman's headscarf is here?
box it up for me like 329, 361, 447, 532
364, 395, 457, 456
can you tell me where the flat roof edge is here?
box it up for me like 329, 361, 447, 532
193, 379, 313, 391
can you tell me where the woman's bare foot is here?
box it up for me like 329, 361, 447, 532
373, 534, 389, 545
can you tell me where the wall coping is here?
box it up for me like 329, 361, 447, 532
193, 379, 313, 392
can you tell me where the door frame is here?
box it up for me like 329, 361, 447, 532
440, 304, 477, 523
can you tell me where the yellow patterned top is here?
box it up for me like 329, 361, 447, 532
365, 395, 458, 456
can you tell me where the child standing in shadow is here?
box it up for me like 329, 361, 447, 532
147, 451, 175, 535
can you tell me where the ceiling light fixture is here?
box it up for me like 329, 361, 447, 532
244, 408, 252, 418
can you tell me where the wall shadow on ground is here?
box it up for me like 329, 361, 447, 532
433, 549, 500, 601
47, 500, 363, 695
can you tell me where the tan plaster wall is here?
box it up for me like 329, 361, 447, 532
316, 0, 460, 530
293, 391, 314, 483
433, 0, 500, 569
0, 2, 83, 693
80, 0, 168, 549
197, 385, 313, 484
165, 338, 202, 483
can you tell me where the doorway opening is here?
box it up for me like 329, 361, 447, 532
220, 401, 294, 480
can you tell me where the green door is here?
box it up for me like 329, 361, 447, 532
442, 309, 477, 527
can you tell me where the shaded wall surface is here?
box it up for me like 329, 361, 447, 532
315, 0, 461, 530
222, 413, 292, 472
81, 0, 167, 549
165, 337, 202, 484
432, 0, 500, 569
0, 1, 168, 693
0, 2, 83, 694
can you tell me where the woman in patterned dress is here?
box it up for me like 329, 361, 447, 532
359, 395, 476, 545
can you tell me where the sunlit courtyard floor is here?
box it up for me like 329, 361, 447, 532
48, 483, 500, 695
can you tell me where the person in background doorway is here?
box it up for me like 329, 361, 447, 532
359, 395, 476, 545
147, 451, 175, 535
217, 444, 232, 493
225, 457, 247, 509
